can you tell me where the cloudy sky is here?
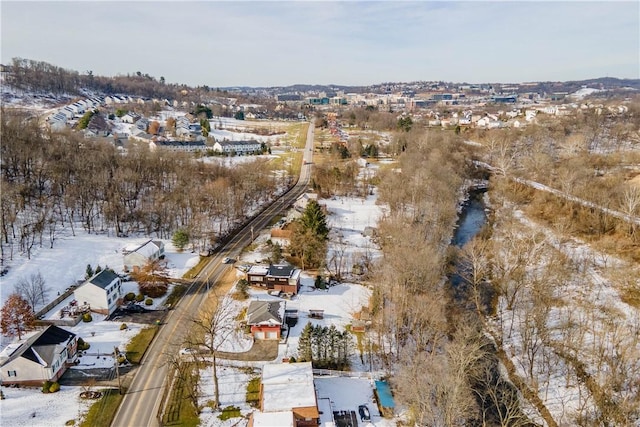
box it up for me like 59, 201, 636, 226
2, 1, 638, 87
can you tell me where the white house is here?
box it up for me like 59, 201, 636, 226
149, 140, 206, 152
121, 112, 141, 124
212, 140, 262, 154
250, 362, 319, 426
0, 325, 78, 386
123, 239, 165, 272
74, 270, 122, 316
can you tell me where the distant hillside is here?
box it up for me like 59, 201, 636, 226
2, 57, 638, 99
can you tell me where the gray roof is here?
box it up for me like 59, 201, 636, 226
0, 325, 75, 368
89, 270, 119, 289
218, 140, 260, 146
246, 301, 282, 325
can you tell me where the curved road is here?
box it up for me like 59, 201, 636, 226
111, 120, 315, 427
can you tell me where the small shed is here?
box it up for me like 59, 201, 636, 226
308, 309, 324, 319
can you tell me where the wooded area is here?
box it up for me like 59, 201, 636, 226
0, 109, 282, 263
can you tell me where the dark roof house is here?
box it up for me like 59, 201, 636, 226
0, 325, 78, 385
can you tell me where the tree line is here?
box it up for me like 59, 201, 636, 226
4, 57, 239, 104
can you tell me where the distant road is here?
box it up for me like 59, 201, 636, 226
111, 120, 315, 427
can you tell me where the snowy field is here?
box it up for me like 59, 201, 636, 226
0, 232, 199, 310
0, 385, 95, 427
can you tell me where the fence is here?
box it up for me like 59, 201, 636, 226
35, 285, 77, 319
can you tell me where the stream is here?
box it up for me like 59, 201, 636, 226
448, 188, 538, 426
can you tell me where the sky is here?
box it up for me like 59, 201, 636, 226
1, 1, 638, 87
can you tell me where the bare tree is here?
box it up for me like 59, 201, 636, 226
619, 186, 640, 236
14, 271, 50, 312
186, 291, 238, 410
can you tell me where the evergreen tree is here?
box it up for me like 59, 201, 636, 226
85, 264, 94, 280
297, 322, 314, 362
300, 200, 329, 239
172, 229, 190, 251
289, 200, 330, 269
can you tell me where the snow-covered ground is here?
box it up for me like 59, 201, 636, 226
0, 233, 200, 425
0, 385, 96, 427
194, 173, 394, 426
0, 153, 396, 426
487, 206, 640, 425
0, 232, 199, 312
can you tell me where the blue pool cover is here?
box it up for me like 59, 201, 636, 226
375, 380, 396, 408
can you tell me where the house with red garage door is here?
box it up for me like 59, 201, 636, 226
246, 300, 283, 340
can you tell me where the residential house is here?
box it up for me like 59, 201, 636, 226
293, 193, 318, 212
59, 107, 75, 119
149, 140, 206, 152
246, 264, 301, 295
212, 140, 262, 155
134, 118, 149, 132
249, 362, 319, 427
85, 113, 111, 137
73, 270, 122, 316
123, 239, 165, 272
0, 325, 78, 386
121, 112, 141, 124
246, 300, 283, 340
48, 112, 68, 131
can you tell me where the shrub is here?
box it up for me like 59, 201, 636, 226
49, 382, 60, 393
64, 420, 75, 426
117, 355, 127, 365
235, 279, 249, 299
246, 378, 260, 406
77, 337, 90, 351
124, 292, 135, 302
42, 380, 52, 393
145, 298, 153, 306
217, 405, 241, 421
135, 293, 144, 302
120, 323, 128, 330
82, 313, 92, 323
139, 282, 168, 298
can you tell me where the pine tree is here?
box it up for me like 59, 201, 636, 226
172, 229, 190, 251
1, 294, 35, 339
297, 322, 314, 362
85, 264, 94, 279
328, 325, 338, 365
300, 200, 329, 240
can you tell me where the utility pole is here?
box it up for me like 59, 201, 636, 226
114, 346, 122, 395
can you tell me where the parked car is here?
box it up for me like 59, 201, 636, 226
358, 405, 371, 422
125, 303, 146, 313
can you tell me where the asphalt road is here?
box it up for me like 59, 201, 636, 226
110, 121, 314, 427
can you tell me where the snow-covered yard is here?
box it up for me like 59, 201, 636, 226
0, 385, 95, 427
0, 232, 200, 425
